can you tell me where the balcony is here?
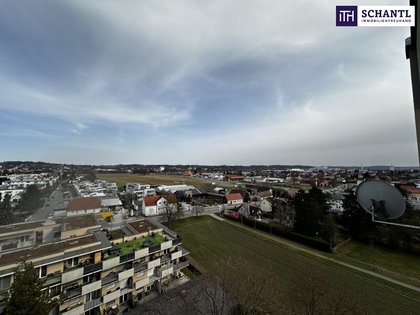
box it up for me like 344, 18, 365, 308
83, 262, 103, 275
172, 236, 182, 245
103, 289, 120, 304
62, 267, 84, 284
155, 265, 174, 278
82, 280, 102, 295
84, 297, 102, 311
118, 268, 134, 281
62, 286, 82, 300
62, 304, 84, 315
134, 262, 147, 274
147, 258, 160, 270
102, 272, 118, 286
174, 261, 189, 270
135, 277, 150, 290
120, 286, 133, 296
102, 256, 119, 270
160, 254, 171, 264
43, 274, 61, 287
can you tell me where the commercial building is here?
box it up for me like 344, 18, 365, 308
0, 215, 189, 314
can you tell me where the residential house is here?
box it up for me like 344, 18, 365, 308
66, 197, 101, 216
225, 193, 243, 205
142, 195, 178, 217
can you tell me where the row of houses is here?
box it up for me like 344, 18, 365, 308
0, 173, 59, 205
73, 180, 118, 198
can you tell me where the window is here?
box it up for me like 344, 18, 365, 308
49, 284, 60, 297
42, 265, 47, 277
0, 276, 11, 290
20, 235, 30, 242
67, 257, 78, 268
38, 265, 47, 278
119, 293, 128, 303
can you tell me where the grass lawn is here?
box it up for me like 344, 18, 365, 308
96, 173, 235, 191
335, 241, 420, 287
119, 234, 167, 255
171, 215, 420, 315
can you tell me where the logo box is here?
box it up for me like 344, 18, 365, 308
336, 6, 358, 26
336, 5, 415, 27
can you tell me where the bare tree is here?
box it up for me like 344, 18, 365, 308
164, 196, 182, 228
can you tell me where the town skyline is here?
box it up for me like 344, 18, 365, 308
0, 0, 417, 166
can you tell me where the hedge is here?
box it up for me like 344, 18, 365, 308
223, 214, 332, 252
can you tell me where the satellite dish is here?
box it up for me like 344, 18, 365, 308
356, 180, 406, 220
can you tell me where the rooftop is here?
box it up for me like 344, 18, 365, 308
225, 193, 243, 201
67, 197, 101, 211
0, 214, 100, 236
0, 234, 100, 267
127, 220, 161, 235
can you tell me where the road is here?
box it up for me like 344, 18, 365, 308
27, 184, 66, 221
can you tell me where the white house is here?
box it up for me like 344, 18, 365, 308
225, 193, 243, 205
142, 195, 178, 216
66, 197, 101, 216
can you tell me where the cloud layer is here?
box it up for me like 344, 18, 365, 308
0, 0, 416, 165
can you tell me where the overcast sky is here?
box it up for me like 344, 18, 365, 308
0, 0, 417, 166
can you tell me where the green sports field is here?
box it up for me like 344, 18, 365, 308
172, 216, 420, 314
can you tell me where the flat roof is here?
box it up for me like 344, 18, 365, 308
0, 215, 100, 236
0, 234, 99, 267
60, 215, 100, 231
0, 221, 46, 235
127, 220, 161, 235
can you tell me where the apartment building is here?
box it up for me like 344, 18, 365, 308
0, 215, 189, 314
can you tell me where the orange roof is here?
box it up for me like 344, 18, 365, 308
144, 196, 161, 206
67, 197, 101, 211
225, 193, 243, 201
401, 185, 420, 194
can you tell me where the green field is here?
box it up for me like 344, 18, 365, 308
172, 216, 420, 314
335, 241, 420, 287
96, 173, 235, 191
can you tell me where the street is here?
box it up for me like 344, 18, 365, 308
27, 184, 65, 221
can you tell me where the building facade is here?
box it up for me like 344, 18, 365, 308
0, 215, 189, 314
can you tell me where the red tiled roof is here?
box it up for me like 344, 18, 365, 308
144, 196, 161, 207
225, 193, 243, 201
67, 197, 101, 211
401, 185, 420, 194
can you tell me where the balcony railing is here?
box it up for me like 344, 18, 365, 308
83, 262, 103, 275
62, 286, 82, 299
62, 304, 84, 315
174, 261, 189, 270
160, 254, 171, 263
102, 272, 118, 286
148, 244, 161, 253
120, 252, 135, 264
172, 236, 182, 245
134, 262, 147, 274
84, 297, 102, 311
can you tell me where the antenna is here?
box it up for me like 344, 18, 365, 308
356, 180, 420, 230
